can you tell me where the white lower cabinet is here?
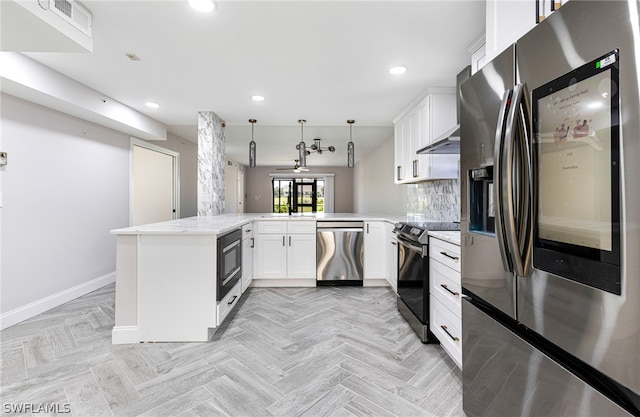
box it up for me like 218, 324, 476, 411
364, 221, 386, 282
287, 233, 316, 278
217, 280, 241, 326
255, 221, 316, 280
241, 223, 254, 293
429, 236, 462, 368
255, 233, 287, 278
385, 222, 398, 292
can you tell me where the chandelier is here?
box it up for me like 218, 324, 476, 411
295, 120, 336, 167
308, 139, 335, 155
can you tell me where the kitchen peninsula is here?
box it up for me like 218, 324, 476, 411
110, 213, 410, 344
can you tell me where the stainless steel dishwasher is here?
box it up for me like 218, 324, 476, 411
316, 221, 364, 286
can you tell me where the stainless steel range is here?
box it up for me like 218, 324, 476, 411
394, 221, 460, 342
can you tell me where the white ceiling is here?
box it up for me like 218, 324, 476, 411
21, 0, 486, 167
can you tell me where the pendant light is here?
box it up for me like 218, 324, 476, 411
248, 119, 257, 168
297, 119, 307, 168
347, 119, 355, 168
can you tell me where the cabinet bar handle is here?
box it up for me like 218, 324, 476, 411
440, 325, 460, 342
289, 236, 292, 246
440, 251, 459, 261
283, 236, 285, 246
397, 166, 402, 181
250, 237, 254, 248
228, 295, 238, 306
413, 160, 418, 177
440, 284, 460, 296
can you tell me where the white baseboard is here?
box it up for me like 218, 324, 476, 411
250, 279, 316, 288
363, 279, 390, 287
111, 325, 140, 344
0, 272, 115, 330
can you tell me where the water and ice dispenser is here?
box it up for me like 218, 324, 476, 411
468, 166, 495, 234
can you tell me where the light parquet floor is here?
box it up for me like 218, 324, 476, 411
0, 284, 462, 417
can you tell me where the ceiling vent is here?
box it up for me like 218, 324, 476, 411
50, 0, 92, 37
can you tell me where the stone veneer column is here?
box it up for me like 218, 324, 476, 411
197, 111, 225, 216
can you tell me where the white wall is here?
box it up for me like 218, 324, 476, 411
354, 135, 407, 215
0, 94, 197, 328
245, 166, 354, 213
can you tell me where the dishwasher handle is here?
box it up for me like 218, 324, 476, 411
317, 221, 364, 230
316, 228, 363, 233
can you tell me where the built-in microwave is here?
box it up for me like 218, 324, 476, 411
217, 229, 242, 301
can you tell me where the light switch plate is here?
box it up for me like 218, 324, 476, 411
0, 152, 6, 167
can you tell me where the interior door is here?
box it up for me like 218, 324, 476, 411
132, 141, 178, 226
292, 181, 316, 213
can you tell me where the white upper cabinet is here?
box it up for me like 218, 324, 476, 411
486, 0, 569, 62
394, 115, 411, 182
394, 91, 459, 183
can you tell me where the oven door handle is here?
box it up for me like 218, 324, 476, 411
222, 267, 241, 286
222, 240, 241, 254
396, 236, 426, 257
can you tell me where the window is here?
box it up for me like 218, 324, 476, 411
272, 178, 325, 213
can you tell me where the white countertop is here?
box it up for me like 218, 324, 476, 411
428, 231, 461, 246
111, 213, 410, 235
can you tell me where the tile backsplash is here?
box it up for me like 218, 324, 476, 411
407, 180, 460, 222
197, 111, 226, 216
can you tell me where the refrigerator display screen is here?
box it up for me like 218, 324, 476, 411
532, 50, 620, 294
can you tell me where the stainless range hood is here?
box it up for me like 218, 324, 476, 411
417, 66, 471, 154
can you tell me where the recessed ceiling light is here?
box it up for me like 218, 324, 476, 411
389, 66, 407, 75
189, 0, 215, 12
251, 95, 265, 102
145, 102, 160, 109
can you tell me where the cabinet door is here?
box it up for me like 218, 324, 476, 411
408, 107, 422, 180
486, 0, 536, 62
385, 223, 398, 292
255, 234, 287, 279
394, 115, 411, 183
394, 122, 404, 183
364, 222, 386, 279
241, 236, 253, 292
287, 233, 317, 279
416, 97, 432, 179
429, 94, 459, 179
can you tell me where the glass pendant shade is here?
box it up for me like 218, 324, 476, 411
248, 119, 257, 168
347, 141, 355, 168
249, 140, 256, 167
298, 141, 307, 167
298, 119, 307, 167
347, 119, 355, 168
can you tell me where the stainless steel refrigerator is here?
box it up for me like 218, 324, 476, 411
460, 1, 640, 415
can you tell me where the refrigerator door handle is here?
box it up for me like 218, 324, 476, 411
503, 83, 529, 277
516, 84, 534, 275
494, 89, 514, 273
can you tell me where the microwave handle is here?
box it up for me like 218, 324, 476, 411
494, 89, 514, 274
